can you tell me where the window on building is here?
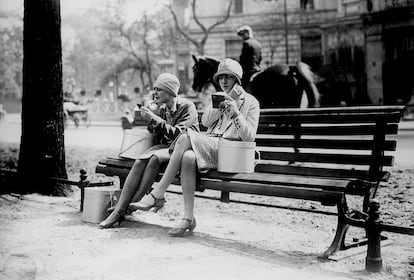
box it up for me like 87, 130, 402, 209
338, 46, 352, 68
300, 0, 314, 10
300, 35, 322, 70
234, 0, 243, 14
384, 27, 414, 61
225, 39, 242, 61
326, 45, 364, 70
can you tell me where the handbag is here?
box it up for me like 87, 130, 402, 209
118, 128, 155, 159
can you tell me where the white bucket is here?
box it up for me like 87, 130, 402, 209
82, 187, 121, 223
217, 140, 258, 173
118, 127, 155, 159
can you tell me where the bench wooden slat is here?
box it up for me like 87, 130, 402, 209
96, 165, 130, 178
204, 171, 350, 192
257, 123, 399, 135
260, 105, 404, 115
254, 163, 390, 181
67, 109, 88, 113
199, 179, 343, 206
99, 157, 134, 168
259, 112, 402, 124
255, 138, 397, 151
259, 151, 394, 166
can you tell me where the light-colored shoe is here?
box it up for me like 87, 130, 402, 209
128, 193, 165, 212
167, 218, 197, 237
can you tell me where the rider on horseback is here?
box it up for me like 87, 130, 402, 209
237, 25, 262, 92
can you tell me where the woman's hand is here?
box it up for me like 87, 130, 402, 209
228, 84, 243, 100
219, 95, 240, 119
140, 107, 163, 124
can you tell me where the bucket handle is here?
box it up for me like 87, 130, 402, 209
109, 190, 117, 208
254, 149, 261, 166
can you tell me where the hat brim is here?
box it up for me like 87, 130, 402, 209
213, 70, 241, 85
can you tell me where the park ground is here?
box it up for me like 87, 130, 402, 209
0, 116, 413, 280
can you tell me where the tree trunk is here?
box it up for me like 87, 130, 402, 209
18, 0, 67, 195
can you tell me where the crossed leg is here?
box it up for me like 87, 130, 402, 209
151, 134, 192, 199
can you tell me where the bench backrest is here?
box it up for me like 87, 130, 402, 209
255, 106, 404, 182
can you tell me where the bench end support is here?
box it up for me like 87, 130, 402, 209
365, 199, 383, 272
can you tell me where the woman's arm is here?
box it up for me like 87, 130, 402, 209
232, 96, 260, 141
151, 103, 199, 142
201, 105, 222, 128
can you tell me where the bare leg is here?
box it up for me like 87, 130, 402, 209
167, 150, 197, 236
130, 156, 160, 202
180, 150, 197, 220
114, 159, 148, 211
151, 134, 191, 199
99, 158, 148, 228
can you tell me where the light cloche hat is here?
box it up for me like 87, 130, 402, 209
213, 58, 243, 85
153, 73, 180, 96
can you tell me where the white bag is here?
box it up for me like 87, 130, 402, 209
217, 139, 259, 173
118, 127, 155, 159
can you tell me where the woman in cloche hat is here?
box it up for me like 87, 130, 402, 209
99, 73, 200, 229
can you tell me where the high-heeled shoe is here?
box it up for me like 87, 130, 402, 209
167, 218, 196, 237
98, 211, 125, 229
128, 193, 166, 213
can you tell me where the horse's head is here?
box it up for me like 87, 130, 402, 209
191, 55, 220, 92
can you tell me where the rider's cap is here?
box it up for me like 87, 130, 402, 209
213, 58, 243, 85
153, 73, 180, 96
237, 25, 252, 36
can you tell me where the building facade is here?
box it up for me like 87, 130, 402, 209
174, 0, 414, 106
363, 0, 414, 105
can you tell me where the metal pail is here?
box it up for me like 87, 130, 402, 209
217, 140, 258, 173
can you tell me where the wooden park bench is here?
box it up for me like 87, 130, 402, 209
95, 105, 405, 259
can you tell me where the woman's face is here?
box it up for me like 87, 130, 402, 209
153, 87, 170, 105
218, 74, 237, 93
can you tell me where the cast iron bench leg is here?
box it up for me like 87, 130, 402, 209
220, 191, 230, 203
319, 197, 349, 259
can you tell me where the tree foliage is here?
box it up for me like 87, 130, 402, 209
98, 1, 178, 90
57, 1, 180, 97
62, 9, 113, 95
0, 15, 23, 100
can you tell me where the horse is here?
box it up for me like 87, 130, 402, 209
191, 55, 320, 109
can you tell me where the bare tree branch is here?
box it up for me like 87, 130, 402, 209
191, 0, 207, 34
167, 0, 233, 55
199, 0, 232, 48
167, 2, 201, 51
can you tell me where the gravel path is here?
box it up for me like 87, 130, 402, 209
0, 143, 413, 280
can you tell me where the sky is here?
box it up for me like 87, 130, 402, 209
0, 0, 168, 19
